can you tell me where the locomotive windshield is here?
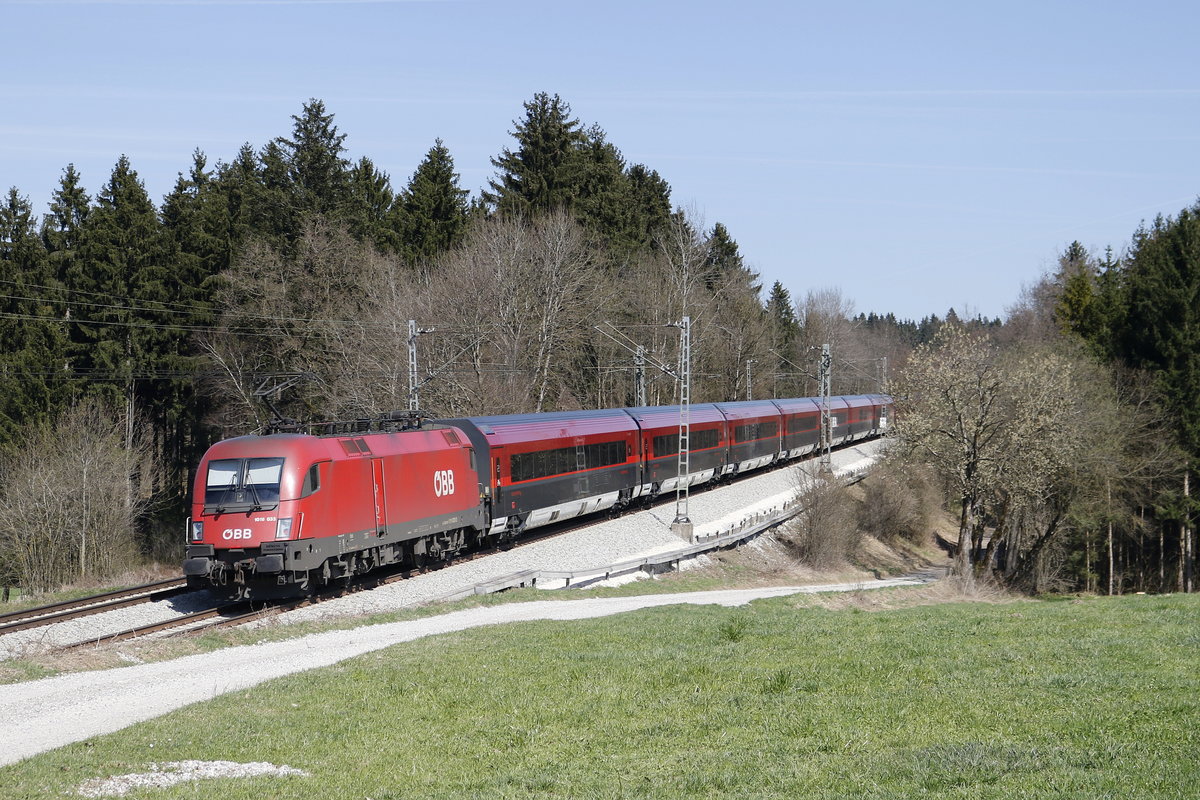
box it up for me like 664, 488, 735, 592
204, 457, 285, 511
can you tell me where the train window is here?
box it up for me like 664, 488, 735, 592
301, 463, 323, 498
245, 458, 285, 503
585, 440, 625, 469
206, 460, 240, 495
735, 422, 778, 442
653, 428, 718, 456
510, 440, 628, 482
204, 457, 285, 508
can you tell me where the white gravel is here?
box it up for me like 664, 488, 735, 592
76, 760, 308, 798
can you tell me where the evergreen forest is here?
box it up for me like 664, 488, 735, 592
0, 94, 1195, 597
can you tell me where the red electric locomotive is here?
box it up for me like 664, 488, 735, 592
184, 425, 485, 598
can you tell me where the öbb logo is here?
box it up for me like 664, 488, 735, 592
433, 470, 456, 497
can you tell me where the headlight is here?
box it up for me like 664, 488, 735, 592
189, 520, 203, 542
275, 518, 293, 540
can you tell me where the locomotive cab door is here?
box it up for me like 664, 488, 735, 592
371, 458, 387, 536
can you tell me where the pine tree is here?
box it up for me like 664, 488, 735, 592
161, 149, 228, 322
41, 164, 91, 289
1119, 204, 1200, 463
160, 151, 232, 514
1054, 241, 1101, 342
703, 222, 756, 292
394, 139, 469, 266
75, 156, 173, 410
572, 124, 634, 251
347, 156, 398, 253
0, 188, 67, 445
626, 163, 672, 251
767, 281, 797, 337
765, 281, 799, 396
278, 98, 351, 219
484, 92, 587, 215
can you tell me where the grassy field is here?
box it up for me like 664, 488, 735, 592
3, 589, 1198, 799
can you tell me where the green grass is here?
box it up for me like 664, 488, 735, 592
3, 593, 1199, 799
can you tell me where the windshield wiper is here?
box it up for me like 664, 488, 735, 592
214, 474, 238, 513
246, 481, 266, 511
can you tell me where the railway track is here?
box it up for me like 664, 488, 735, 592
2, 531, 566, 655
0, 578, 189, 636
62, 523, 586, 649
57, 598, 315, 650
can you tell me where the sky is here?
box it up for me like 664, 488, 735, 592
2, 0, 1198, 322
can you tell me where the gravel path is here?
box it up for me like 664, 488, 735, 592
0, 576, 922, 768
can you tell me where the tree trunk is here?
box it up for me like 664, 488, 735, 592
1185, 471, 1193, 593
1107, 479, 1115, 596
1159, 518, 1166, 592
1085, 532, 1092, 593
955, 497, 974, 584
983, 501, 1009, 572
1180, 516, 1186, 593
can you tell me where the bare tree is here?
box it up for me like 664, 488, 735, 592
891, 324, 1006, 582
0, 400, 153, 594
411, 210, 611, 415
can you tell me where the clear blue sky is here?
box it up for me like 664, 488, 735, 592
3, 0, 1197, 321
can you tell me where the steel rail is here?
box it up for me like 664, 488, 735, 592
0, 578, 189, 635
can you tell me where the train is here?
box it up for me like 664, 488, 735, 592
183, 394, 892, 598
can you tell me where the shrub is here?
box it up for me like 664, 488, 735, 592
857, 457, 940, 545
785, 475, 860, 568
